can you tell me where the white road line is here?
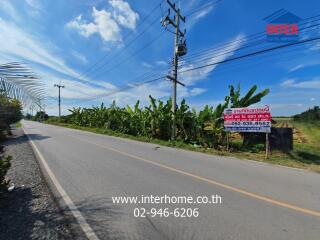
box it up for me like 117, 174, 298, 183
22, 127, 99, 240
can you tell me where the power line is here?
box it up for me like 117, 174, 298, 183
74, 35, 320, 105
87, 30, 166, 80
77, 1, 165, 80
178, 21, 320, 68
70, 9, 320, 107
185, 0, 222, 17
95, 36, 320, 98
80, 0, 187, 81
180, 15, 320, 63
189, 41, 317, 79
66, 14, 320, 102
179, 36, 320, 74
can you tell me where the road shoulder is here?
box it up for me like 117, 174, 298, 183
0, 128, 73, 240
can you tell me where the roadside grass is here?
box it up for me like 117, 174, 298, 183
271, 119, 320, 171
13, 121, 22, 128
45, 121, 320, 173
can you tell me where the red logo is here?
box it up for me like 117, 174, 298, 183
266, 24, 298, 35
264, 9, 301, 42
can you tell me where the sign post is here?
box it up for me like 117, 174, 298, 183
266, 132, 269, 159
226, 132, 229, 151
224, 105, 271, 158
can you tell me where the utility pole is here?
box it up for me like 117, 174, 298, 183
54, 84, 65, 118
43, 104, 46, 122
161, 0, 187, 140
39, 99, 42, 122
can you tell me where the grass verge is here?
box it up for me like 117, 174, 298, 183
13, 121, 22, 128
45, 121, 320, 173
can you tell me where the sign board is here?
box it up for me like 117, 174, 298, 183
224, 106, 271, 133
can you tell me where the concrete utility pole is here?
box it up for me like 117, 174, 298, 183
54, 84, 65, 117
38, 99, 42, 122
161, 0, 187, 140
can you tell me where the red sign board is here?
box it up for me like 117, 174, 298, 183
224, 106, 271, 133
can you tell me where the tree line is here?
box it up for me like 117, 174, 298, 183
293, 106, 320, 123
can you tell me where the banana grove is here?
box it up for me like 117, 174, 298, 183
57, 84, 269, 147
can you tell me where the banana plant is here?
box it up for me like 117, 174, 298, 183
229, 84, 269, 108
203, 96, 230, 146
63, 83, 269, 147
176, 99, 196, 141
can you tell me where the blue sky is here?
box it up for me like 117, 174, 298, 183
0, 0, 319, 116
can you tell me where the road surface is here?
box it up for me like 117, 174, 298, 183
22, 120, 320, 240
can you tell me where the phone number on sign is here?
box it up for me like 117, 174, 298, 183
225, 121, 271, 126
134, 208, 199, 218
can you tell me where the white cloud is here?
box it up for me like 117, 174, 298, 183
67, 1, 139, 43
288, 64, 304, 72
270, 103, 304, 109
280, 79, 295, 87
192, 6, 214, 21
268, 103, 305, 116
310, 97, 316, 101
25, 0, 42, 16
0, 1, 20, 21
310, 42, 320, 51
179, 34, 246, 86
97, 34, 245, 107
187, 2, 216, 28
39, 70, 116, 101
71, 50, 88, 64
26, 0, 40, 9
142, 62, 152, 68
67, 8, 121, 43
189, 87, 207, 96
280, 78, 320, 89
0, 18, 80, 78
96, 81, 207, 109
156, 60, 168, 66
288, 62, 320, 72
109, 0, 139, 30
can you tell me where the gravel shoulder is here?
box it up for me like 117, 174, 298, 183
0, 128, 74, 240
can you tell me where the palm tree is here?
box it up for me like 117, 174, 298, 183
0, 62, 44, 109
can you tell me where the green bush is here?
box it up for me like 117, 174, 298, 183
248, 143, 265, 153
32, 111, 49, 121
0, 92, 22, 134
0, 155, 11, 194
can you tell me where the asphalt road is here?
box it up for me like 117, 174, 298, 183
22, 120, 320, 240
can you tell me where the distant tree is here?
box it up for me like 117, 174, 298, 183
33, 111, 48, 121
293, 106, 320, 123
25, 113, 32, 120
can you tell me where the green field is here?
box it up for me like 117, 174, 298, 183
270, 119, 320, 171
